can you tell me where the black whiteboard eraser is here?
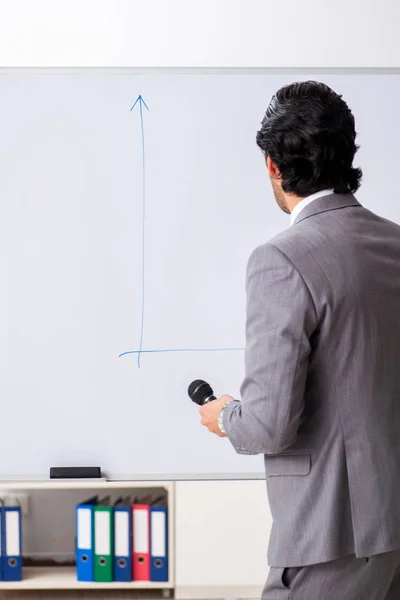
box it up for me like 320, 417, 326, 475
50, 467, 102, 479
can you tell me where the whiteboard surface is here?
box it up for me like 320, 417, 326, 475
0, 72, 399, 477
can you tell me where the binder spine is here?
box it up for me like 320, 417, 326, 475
113, 506, 132, 582
94, 506, 113, 582
76, 505, 94, 582
0, 503, 4, 581
3, 506, 22, 581
150, 506, 168, 582
132, 504, 150, 581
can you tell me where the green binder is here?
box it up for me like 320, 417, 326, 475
94, 497, 113, 582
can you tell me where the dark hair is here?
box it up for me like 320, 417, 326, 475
256, 81, 362, 197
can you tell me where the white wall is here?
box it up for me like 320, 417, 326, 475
0, 0, 399, 68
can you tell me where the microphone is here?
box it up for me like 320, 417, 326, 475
188, 379, 216, 406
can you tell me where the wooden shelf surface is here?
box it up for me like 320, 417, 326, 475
0, 479, 173, 491
0, 566, 173, 590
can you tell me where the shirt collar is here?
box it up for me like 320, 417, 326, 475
290, 189, 335, 226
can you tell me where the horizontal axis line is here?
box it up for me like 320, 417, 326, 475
118, 347, 244, 358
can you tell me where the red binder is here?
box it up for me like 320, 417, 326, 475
132, 504, 150, 580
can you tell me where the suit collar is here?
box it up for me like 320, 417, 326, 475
293, 192, 361, 225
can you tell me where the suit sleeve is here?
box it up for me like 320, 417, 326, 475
222, 243, 317, 455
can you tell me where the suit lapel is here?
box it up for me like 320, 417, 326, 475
293, 193, 361, 225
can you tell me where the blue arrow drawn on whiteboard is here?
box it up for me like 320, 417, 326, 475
130, 95, 149, 368
119, 96, 245, 364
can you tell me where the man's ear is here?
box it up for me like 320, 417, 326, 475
266, 155, 281, 178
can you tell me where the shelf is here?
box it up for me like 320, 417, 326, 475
0, 479, 172, 491
0, 566, 173, 590
0, 479, 175, 589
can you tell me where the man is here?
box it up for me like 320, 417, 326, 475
199, 81, 400, 599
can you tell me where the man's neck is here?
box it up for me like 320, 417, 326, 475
286, 194, 304, 215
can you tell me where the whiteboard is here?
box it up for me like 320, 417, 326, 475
0, 71, 399, 477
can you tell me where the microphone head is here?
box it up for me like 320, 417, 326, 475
188, 379, 215, 406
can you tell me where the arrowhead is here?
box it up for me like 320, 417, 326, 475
130, 95, 149, 112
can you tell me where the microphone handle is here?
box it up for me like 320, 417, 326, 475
203, 394, 216, 405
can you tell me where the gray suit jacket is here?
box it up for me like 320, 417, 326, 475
223, 193, 400, 567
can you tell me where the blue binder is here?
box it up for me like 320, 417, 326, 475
150, 506, 168, 582
0, 501, 4, 581
3, 506, 22, 581
76, 497, 97, 581
113, 497, 132, 582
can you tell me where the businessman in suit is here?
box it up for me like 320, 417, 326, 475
199, 81, 400, 599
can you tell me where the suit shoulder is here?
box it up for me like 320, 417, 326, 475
363, 207, 400, 233
247, 237, 296, 273
264, 227, 308, 264
266, 206, 400, 272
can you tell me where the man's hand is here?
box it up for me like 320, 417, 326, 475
199, 394, 234, 437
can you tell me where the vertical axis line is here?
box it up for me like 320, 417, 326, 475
137, 99, 146, 368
